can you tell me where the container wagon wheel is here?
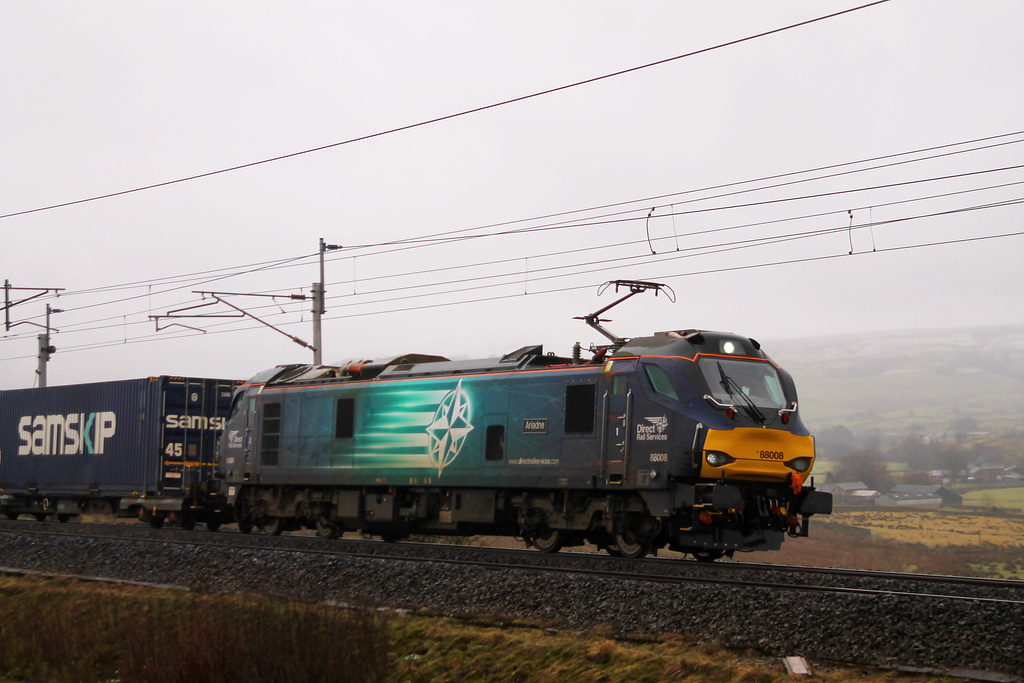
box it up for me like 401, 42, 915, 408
238, 521, 253, 534
6, 511, 19, 521
149, 516, 165, 529
180, 515, 196, 531
57, 514, 70, 523
315, 517, 339, 539
531, 528, 563, 554
206, 520, 222, 532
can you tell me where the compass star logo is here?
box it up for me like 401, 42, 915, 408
426, 380, 474, 477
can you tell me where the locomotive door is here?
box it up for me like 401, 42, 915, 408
241, 393, 256, 482
602, 360, 636, 485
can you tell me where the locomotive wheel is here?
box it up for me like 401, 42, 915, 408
612, 533, 648, 559
531, 528, 563, 554
315, 517, 339, 539
692, 550, 725, 563
260, 517, 284, 536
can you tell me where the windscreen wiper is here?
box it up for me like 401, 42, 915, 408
717, 362, 766, 424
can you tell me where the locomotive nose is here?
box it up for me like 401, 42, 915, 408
699, 428, 815, 481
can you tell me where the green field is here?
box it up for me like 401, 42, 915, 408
962, 487, 1024, 511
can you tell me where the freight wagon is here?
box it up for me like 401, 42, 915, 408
0, 376, 240, 528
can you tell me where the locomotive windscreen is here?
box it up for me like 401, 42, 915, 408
698, 357, 786, 409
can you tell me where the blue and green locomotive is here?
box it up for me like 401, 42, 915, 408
219, 286, 831, 559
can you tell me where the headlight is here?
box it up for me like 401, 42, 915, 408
786, 457, 812, 473
705, 451, 735, 467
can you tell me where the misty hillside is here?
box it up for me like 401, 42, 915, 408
765, 325, 1024, 443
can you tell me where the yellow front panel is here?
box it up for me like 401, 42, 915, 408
701, 428, 815, 481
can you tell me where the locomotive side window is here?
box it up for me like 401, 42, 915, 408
485, 425, 505, 461
643, 363, 680, 401
564, 384, 596, 433
335, 397, 355, 439
261, 402, 282, 466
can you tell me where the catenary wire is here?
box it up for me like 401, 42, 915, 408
4, 179, 1023, 342
0, 1, 892, 222
7, 178, 1021, 342
4, 227, 1020, 362
9, 129, 1020, 320
5, 196, 1020, 356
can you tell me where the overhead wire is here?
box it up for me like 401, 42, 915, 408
7, 129, 1020, 334
5, 171, 1021, 344
5, 193, 1020, 355
5, 225, 1020, 363
334, 134, 1024, 253
314, 198, 1024, 311
4, 167, 1023, 344
0, 0, 892, 223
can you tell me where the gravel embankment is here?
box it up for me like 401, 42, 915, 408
1, 530, 1021, 678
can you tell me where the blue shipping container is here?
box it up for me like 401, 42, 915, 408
0, 376, 239, 498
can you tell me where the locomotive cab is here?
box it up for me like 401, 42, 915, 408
613, 330, 832, 557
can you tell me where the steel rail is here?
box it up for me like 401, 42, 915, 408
2, 520, 1022, 606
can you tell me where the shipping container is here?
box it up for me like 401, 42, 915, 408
0, 376, 239, 526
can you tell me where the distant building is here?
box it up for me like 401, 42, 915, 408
877, 492, 943, 509
967, 465, 1023, 483
822, 482, 878, 506
889, 485, 962, 507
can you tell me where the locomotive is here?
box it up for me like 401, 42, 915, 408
220, 281, 831, 559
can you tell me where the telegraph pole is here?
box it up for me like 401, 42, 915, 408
36, 303, 62, 387
312, 238, 341, 365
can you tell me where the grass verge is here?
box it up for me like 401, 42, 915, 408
0, 576, 963, 683
0, 576, 388, 683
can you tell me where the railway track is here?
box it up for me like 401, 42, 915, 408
1, 518, 1022, 679
2, 518, 1022, 606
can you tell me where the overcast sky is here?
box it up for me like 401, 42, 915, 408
2, 1, 1023, 389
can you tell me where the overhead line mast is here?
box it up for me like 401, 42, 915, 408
149, 238, 340, 364
3, 280, 65, 386
313, 238, 342, 365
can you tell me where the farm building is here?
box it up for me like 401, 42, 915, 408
821, 482, 879, 506
889, 485, 963, 507
876, 491, 943, 509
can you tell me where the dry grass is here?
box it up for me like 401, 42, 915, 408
759, 509, 1024, 577
0, 576, 388, 683
388, 616, 958, 683
834, 509, 1024, 547
0, 574, 965, 683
